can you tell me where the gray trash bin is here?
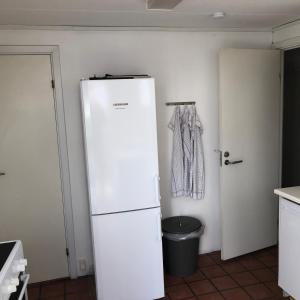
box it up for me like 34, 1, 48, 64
162, 216, 203, 277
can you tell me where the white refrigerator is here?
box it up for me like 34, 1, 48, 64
80, 77, 165, 300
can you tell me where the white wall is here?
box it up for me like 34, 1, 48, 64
0, 29, 272, 276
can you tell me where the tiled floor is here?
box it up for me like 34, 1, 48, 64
28, 246, 286, 300
27, 276, 96, 300
164, 246, 286, 300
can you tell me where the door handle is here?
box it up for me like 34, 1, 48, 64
156, 213, 162, 241
224, 160, 243, 165
0, 172, 5, 176
154, 175, 161, 205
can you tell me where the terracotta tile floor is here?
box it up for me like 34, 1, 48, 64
28, 246, 287, 300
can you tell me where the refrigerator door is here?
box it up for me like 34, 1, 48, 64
81, 78, 160, 215
92, 207, 164, 300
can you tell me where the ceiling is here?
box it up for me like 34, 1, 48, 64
0, 0, 300, 30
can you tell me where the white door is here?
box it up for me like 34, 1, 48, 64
81, 79, 160, 215
92, 208, 164, 300
219, 49, 281, 260
0, 55, 69, 282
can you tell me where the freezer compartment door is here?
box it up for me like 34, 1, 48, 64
81, 78, 160, 214
92, 207, 164, 300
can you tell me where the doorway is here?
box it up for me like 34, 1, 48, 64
0, 54, 69, 282
282, 47, 300, 187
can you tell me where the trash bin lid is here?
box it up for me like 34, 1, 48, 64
162, 216, 202, 234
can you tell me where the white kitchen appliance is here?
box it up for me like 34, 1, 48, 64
0, 241, 29, 300
278, 197, 300, 299
80, 77, 165, 300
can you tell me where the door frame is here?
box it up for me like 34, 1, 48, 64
0, 45, 77, 279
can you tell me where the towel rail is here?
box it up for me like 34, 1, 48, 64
165, 101, 196, 106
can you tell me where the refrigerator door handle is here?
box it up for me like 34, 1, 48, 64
154, 175, 161, 205
157, 213, 162, 241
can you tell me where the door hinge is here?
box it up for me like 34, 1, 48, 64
51, 79, 55, 89
66, 248, 69, 256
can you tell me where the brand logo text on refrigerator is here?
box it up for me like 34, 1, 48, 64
113, 103, 128, 106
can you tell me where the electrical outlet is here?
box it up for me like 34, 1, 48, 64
78, 258, 87, 273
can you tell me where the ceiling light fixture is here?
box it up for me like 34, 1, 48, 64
213, 12, 226, 19
147, 0, 182, 10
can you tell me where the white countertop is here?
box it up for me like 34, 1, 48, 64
274, 186, 300, 205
